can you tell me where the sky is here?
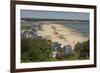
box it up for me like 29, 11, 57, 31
21, 10, 89, 20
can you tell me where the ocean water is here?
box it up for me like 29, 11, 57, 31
63, 21, 89, 37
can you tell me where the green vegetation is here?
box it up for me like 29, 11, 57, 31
73, 40, 89, 60
60, 53, 76, 60
21, 26, 32, 30
21, 37, 53, 62
21, 37, 89, 62
60, 40, 89, 60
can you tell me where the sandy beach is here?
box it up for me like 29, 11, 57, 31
37, 23, 89, 49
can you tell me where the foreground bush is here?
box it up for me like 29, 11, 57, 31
74, 40, 89, 59
21, 37, 53, 62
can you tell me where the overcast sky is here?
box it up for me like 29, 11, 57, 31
21, 10, 89, 20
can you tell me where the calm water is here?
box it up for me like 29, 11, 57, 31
63, 21, 89, 37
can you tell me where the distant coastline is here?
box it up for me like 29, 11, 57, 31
21, 18, 89, 22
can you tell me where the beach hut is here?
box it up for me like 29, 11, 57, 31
63, 45, 72, 55
51, 42, 62, 58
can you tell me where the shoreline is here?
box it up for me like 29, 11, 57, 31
37, 23, 89, 49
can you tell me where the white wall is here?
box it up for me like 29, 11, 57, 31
0, 0, 100, 73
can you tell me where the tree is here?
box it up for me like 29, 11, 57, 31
74, 40, 89, 59
21, 37, 53, 62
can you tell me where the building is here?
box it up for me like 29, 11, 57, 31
63, 45, 72, 55
51, 42, 72, 59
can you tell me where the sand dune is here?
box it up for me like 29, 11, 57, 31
37, 23, 88, 49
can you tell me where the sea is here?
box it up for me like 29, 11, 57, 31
63, 21, 89, 37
